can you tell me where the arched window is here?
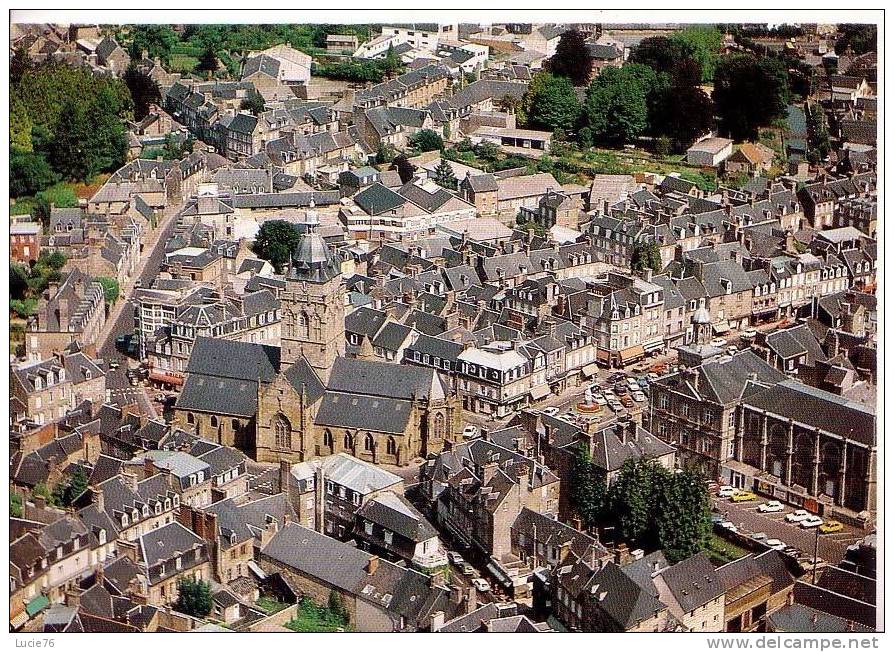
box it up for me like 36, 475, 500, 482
311, 315, 322, 341
274, 414, 291, 449
187, 413, 195, 425
299, 311, 310, 338
232, 419, 240, 431
364, 433, 375, 452
210, 415, 218, 428
344, 432, 354, 449
386, 437, 396, 455
434, 413, 445, 440
323, 429, 333, 448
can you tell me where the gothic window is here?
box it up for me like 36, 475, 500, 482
386, 437, 396, 455
274, 414, 291, 449
299, 311, 310, 338
364, 433, 375, 452
210, 416, 218, 428
323, 429, 333, 449
434, 413, 445, 440
311, 315, 322, 341
187, 413, 195, 424
344, 432, 354, 449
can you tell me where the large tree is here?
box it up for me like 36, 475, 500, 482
713, 54, 790, 141
196, 46, 220, 74
652, 82, 715, 151
174, 578, 213, 617
670, 26, 724, 82
629, 36, 695, 78
123, 65, 161, 122
655, 469, 712, 563
607, 459, 664, 547
409, 129, 444, 152
240, 89, 267, 116
524, 72, 582, 133
10, 149, 59, 197
433, 159, 457, 190
253, 220, 302, 273
127, 25, 179, 65
568, 441, 607, 529
584, 64, 659, 144
548, 29, 594, 86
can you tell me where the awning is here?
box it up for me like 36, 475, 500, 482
149, 371, 184, 386
10, 610, 28, 630
643, 340, 663, 353
619, 345, 645, 364
581, 363, 600, 378
529, 384, 550, 401
485, 562, 514, 589
596, 349, 611, 363
25, 595, 49, 617
712, 321, 731, 334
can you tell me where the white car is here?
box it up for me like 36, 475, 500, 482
719, 521, 738, 533
717, 485, 737, 498
758, 500, 785, 513
800, 515, 824, 529
632, 392, 647, 402
765, 538, 786, 551
560, 412, 577, 423
711, 337, 726, 348
727, 346, 738, 355
742, 328, 758, 340
603, 390, 617, 400
608, 401, 624, 412
462, 426, 479, 440
785, 509, 812, 523
471, 578, 491, 592
541, 407, 560, 417
593, 394, 608, 406
626, 378, 640, 389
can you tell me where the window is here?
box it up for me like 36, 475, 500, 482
384, 530, 393, 545
344, 432, 354, 449
323, 429, 333, 448
386, 437, 396, 455
187, 413, 195, 425
326, 481, 334, 494
232, 419, 240, 431
365, 520, 373, 535
364, 433, 375, 452
210, 415, 218, 428
434, 413, 445, 440
273, 414, 291, 449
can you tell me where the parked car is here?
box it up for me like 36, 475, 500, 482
647, 372, 659, 381
108, 360, 120, 370
608, 401, 624, 412
820, 520, 844, 534
750, 532, 767, 541
783, 546, 801, 558
603, 390, 617, 401
800, 515, 824, 529
593, 394, 608, 406
719, 521, 738, 533
632, 391, 647, 402
462, 426, 479, 440
626, 377, 640, 389
741, 328, 758, 340
447, 551, 464, 565
471, 578, 491, 593
460, 562, 475, 576
637, 377, 650, 388
541, 407, 560, 417
785, 509, 812, 523
717, 485, 736, 498
765, 539, 786, 551
758, 500, 785, 513
727, 346, 738, 355
609, 372, 627, 383
621, 395, 634, 408
731, 491, 757, 502
711, 337, 726, 348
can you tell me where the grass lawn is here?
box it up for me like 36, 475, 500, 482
255, 596, 289, 615
707, 532, 749, 566
170, 53, 199, 75
284, 598, 350, 633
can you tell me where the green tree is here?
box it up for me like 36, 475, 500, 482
834, 24, 877, 55
197, 46, 220, 74
328, 590, 350, 625
607, 459, 665, 547
11, 493, 24, 518
10, 263, 30, 300
548, 29, 594, 86
240, 89, 267, 116
96, 277, 120, 305
10, 149, 59, 197
376, 141, 396, 164
253, 220, 302, 273
568, 441, 607, 528
652, 82, 715, 151
629, 36, 694, 78
10, 45, 33, 85
433, 159, 457, 190
391, 154, 416, 184
713, 54, 790, 141
669, 27, 723, 82
585, 64, 659, 144
48, 100, 93, 180
631, 241, 663, 274
123, 64, 161, 121
524, 72, 581, 133
473, 140, 501, 162
655, 469, 712, 563
410, 129, 445, 152
127, 25, 179, 65
11, 97, 33, 152
174, 578, 213, 617
33, 482, 55, 505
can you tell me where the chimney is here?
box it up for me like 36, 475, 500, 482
643, 267, 653, 282
143, 456, 156, 480
122, 471, 138, 492
93, 487, 104, 513
482, 461, 498, 484
465, 586, 477, 614
366, 556, 380, 575
449, 583, 463, 605
65, 588, 81, 607
603, 199, 610, 215
314, 464, 325, 533
279, 460, 291, 494
94, 563, 105, 587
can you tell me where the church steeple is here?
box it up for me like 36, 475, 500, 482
280, 210, 345, 380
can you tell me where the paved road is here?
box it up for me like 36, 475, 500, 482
712, 496, 869, 565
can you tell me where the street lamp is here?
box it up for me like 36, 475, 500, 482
812, 525, 825, 584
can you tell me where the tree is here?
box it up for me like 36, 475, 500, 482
197, 46, 220, 74
409, 129, 444, 152
48, 100, 93, 181
433, 159, 457, 190
524, 72, 581, 133
240, 89, 266, 116
548, 29, 594, 86
11, 493, 24, 518
10, 149, 59, 197
10, 263, 30, 300
392, 154, 416, 184
670, 26, 723, 83
127, 25, 179, 65
834, 24, 877, 55
123, 65, 161, 121
629, 36, 694, 77
568, 441, 607, 529
631, 241, 663, 274
10, 45, 33, 85
11, 97, 33, 152
253, 220, 302, 273
96, 277, 120, 305
607, 459, 665, 547
473, 140, 500, 162
375, 141, 396, 164
33, 482, 55, 506
713, 54, 790, 141
584, 65, 659, 144
651, 83, 715, 151
655, 469, 712, 563
328, 590, 350, 625
381, 42, 403, 76
174, 578, 213, 617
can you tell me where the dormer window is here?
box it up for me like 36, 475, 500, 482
121, 514, 129, 527
142, 505, 150, 518
173, 495, 180, 507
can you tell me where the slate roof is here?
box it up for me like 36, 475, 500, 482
314, 392, 413, 435
327, 356, 443, 401
356, 492, 438, 542
587, 561, 667, 630
656, 552, 724, 613
354, 183, 407, 216
138, 521, 205, 568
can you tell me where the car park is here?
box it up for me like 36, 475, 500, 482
462, 426, 479, 440
632, 391, 647, 402
785, 509, 812, 523
731, 491, 757, 502
711, 337, 726, 348
820, 520, 844, 534
603, 390, 617, 400
608, 400, 624, 412
647, 372, 659, 381
765, 539, 786, 551
717, 485, 736, 498
621, 395, 634, 408
757, 500, 785, 513
560, 412, 577, 423
541, 407, 560, 417
471, 578, 491, 593
800, 515, 824, 529
593, 394, 608, 406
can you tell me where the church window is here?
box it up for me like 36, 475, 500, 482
344, 432, 354, 449
386, 437, 396, 455
364, 433, 375, 451
274, 414, 291, 449
434, 413, 445, 440
324, 429, 333, 448
187, 413, 195, 424
210, 416, 218, 428
299, 312, 310, 338
311, 316, 322, 341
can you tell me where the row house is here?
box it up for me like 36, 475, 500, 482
353, 63, 451, 111
796, 172, 876, 229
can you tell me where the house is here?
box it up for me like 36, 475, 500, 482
326, 34, 358, 53
354, 491, 447, 570
725, 143, 776, 177
686, 137, 733, 167
95, 36, 130, 74
652, 552, 726, 631
11, 220, 42, 264
246, 44, 312, 85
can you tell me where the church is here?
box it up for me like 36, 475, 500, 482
172, 214, 462, 466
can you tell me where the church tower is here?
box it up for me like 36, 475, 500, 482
280, 207, 345, 381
